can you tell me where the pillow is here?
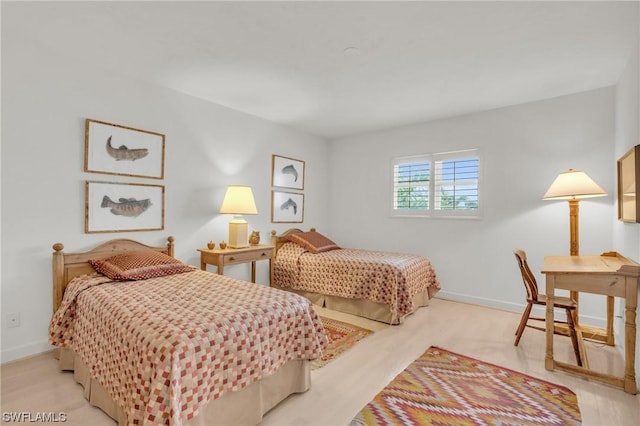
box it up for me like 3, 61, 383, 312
89, 250, 194, 281
286, 231, 340, 254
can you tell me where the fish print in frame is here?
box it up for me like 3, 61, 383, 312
272, 154, 305, 190
271, 191, 304, 223
86, 181, 164, 233
85, 119, 165, 179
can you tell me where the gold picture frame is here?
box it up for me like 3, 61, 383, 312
85, 119, 166, 179
271, 190, 304, 223
85, 181, 165, 233
617, 145, 640, 223
272, 154, 305, 190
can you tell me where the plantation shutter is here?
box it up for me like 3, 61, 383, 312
433, 156, 479, 211
393, 156, 430, 212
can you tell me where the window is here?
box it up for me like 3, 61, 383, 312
392, 149, 480, 218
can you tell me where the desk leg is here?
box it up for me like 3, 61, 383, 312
624, 279, 638, 394
251, 261, 256, 283
606, 296, 615, 345
545, 274, 556, 371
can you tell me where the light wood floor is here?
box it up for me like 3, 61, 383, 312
2, 298, 638, 425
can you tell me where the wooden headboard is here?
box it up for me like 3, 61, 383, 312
270, 228, 317, 252
52, 236, 175, 313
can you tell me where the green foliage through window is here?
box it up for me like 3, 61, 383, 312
392, 151, 480, 217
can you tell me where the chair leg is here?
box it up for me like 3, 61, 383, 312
514, 302, 533, 346
566, 308, 582, 367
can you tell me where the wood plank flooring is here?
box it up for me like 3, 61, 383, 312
1, 298, 638, 425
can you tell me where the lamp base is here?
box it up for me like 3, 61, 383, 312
228, 217, 249, 248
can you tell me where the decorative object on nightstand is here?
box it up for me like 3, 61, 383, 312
219, 241, 227, 249
207, 241, 215, 249
219, 185, 258, 248
249, 231, 260, 245
542, 168, 606, 256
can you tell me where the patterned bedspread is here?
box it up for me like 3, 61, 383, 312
273, 243, 441, 321
49, 270, 327, 426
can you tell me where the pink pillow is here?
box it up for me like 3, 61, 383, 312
89, 250, 194, 280
286, 231, 340, 254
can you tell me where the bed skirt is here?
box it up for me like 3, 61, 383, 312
271, 286, 438, 324
57, 348, 310, 425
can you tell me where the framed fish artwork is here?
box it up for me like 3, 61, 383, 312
271, 190, 304, 223
272, 154, 305, 190
85, 181, 165, 233
85, 119, 165, 179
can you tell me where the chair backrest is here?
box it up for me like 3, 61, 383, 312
513, 248, 539, 302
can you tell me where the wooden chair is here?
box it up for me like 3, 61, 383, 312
513, 248, 582, 366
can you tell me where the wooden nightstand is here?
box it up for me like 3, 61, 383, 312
197, 245, 274, 284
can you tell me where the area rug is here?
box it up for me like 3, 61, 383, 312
312, 316, 373, 370
350, 346, 581, 425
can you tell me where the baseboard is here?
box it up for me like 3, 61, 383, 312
1, 339, 53, 364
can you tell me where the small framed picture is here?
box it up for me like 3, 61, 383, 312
271, 191, 304, 223
85, 119, 165, 179
272, 154, 305, 190
618, 144, 640, 222
85, 181, 165, 233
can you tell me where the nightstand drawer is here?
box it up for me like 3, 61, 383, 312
223, 249, 272, 264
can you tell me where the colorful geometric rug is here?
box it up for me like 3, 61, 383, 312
312, 316, 373, 370
350, 346, 581, 425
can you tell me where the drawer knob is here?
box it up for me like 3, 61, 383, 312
229, 257, 235, 261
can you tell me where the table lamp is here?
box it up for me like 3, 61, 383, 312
219, 185, 258, 248
542, 169, 606, 255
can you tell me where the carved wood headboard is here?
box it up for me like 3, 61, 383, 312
52, 237, 175, 313
270, 228, 317, 253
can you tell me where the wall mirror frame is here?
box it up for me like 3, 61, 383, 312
617, 144, 640, 223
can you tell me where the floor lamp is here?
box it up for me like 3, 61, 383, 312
542, 168, 607, 256
219, 185, 258, 249
542, 168, 609, 342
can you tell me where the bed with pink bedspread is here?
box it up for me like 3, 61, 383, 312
270, 229, 441, 324
49, 237, 327, 426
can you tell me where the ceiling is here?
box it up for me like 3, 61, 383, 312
4, 1, 638, 139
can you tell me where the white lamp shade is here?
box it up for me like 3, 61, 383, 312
542, 169, 607, 200
219, 186, 258, 215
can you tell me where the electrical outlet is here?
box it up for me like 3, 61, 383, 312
7, 312, 20, 328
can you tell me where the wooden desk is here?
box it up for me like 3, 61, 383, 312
542, 252, 639, 394
198, 245, 274, 284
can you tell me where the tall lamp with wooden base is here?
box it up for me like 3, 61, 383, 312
542, 168, 611, 344
542, 168, 607, 255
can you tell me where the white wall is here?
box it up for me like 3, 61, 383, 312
329, 88, 616, 323
613, 25, 640, 261
612, 27, 640, 382
1, 27, 330, 362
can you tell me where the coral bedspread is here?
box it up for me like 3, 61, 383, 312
274, 243, 441, 321
49, 269, 327, 426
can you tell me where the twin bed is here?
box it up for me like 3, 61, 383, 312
49, 237, 327, 426
270, 228, 441, 325
49, 230, 440, 425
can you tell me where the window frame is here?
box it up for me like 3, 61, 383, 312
391, 148, 482, 219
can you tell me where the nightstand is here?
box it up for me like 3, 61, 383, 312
197, 244, 274, 284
